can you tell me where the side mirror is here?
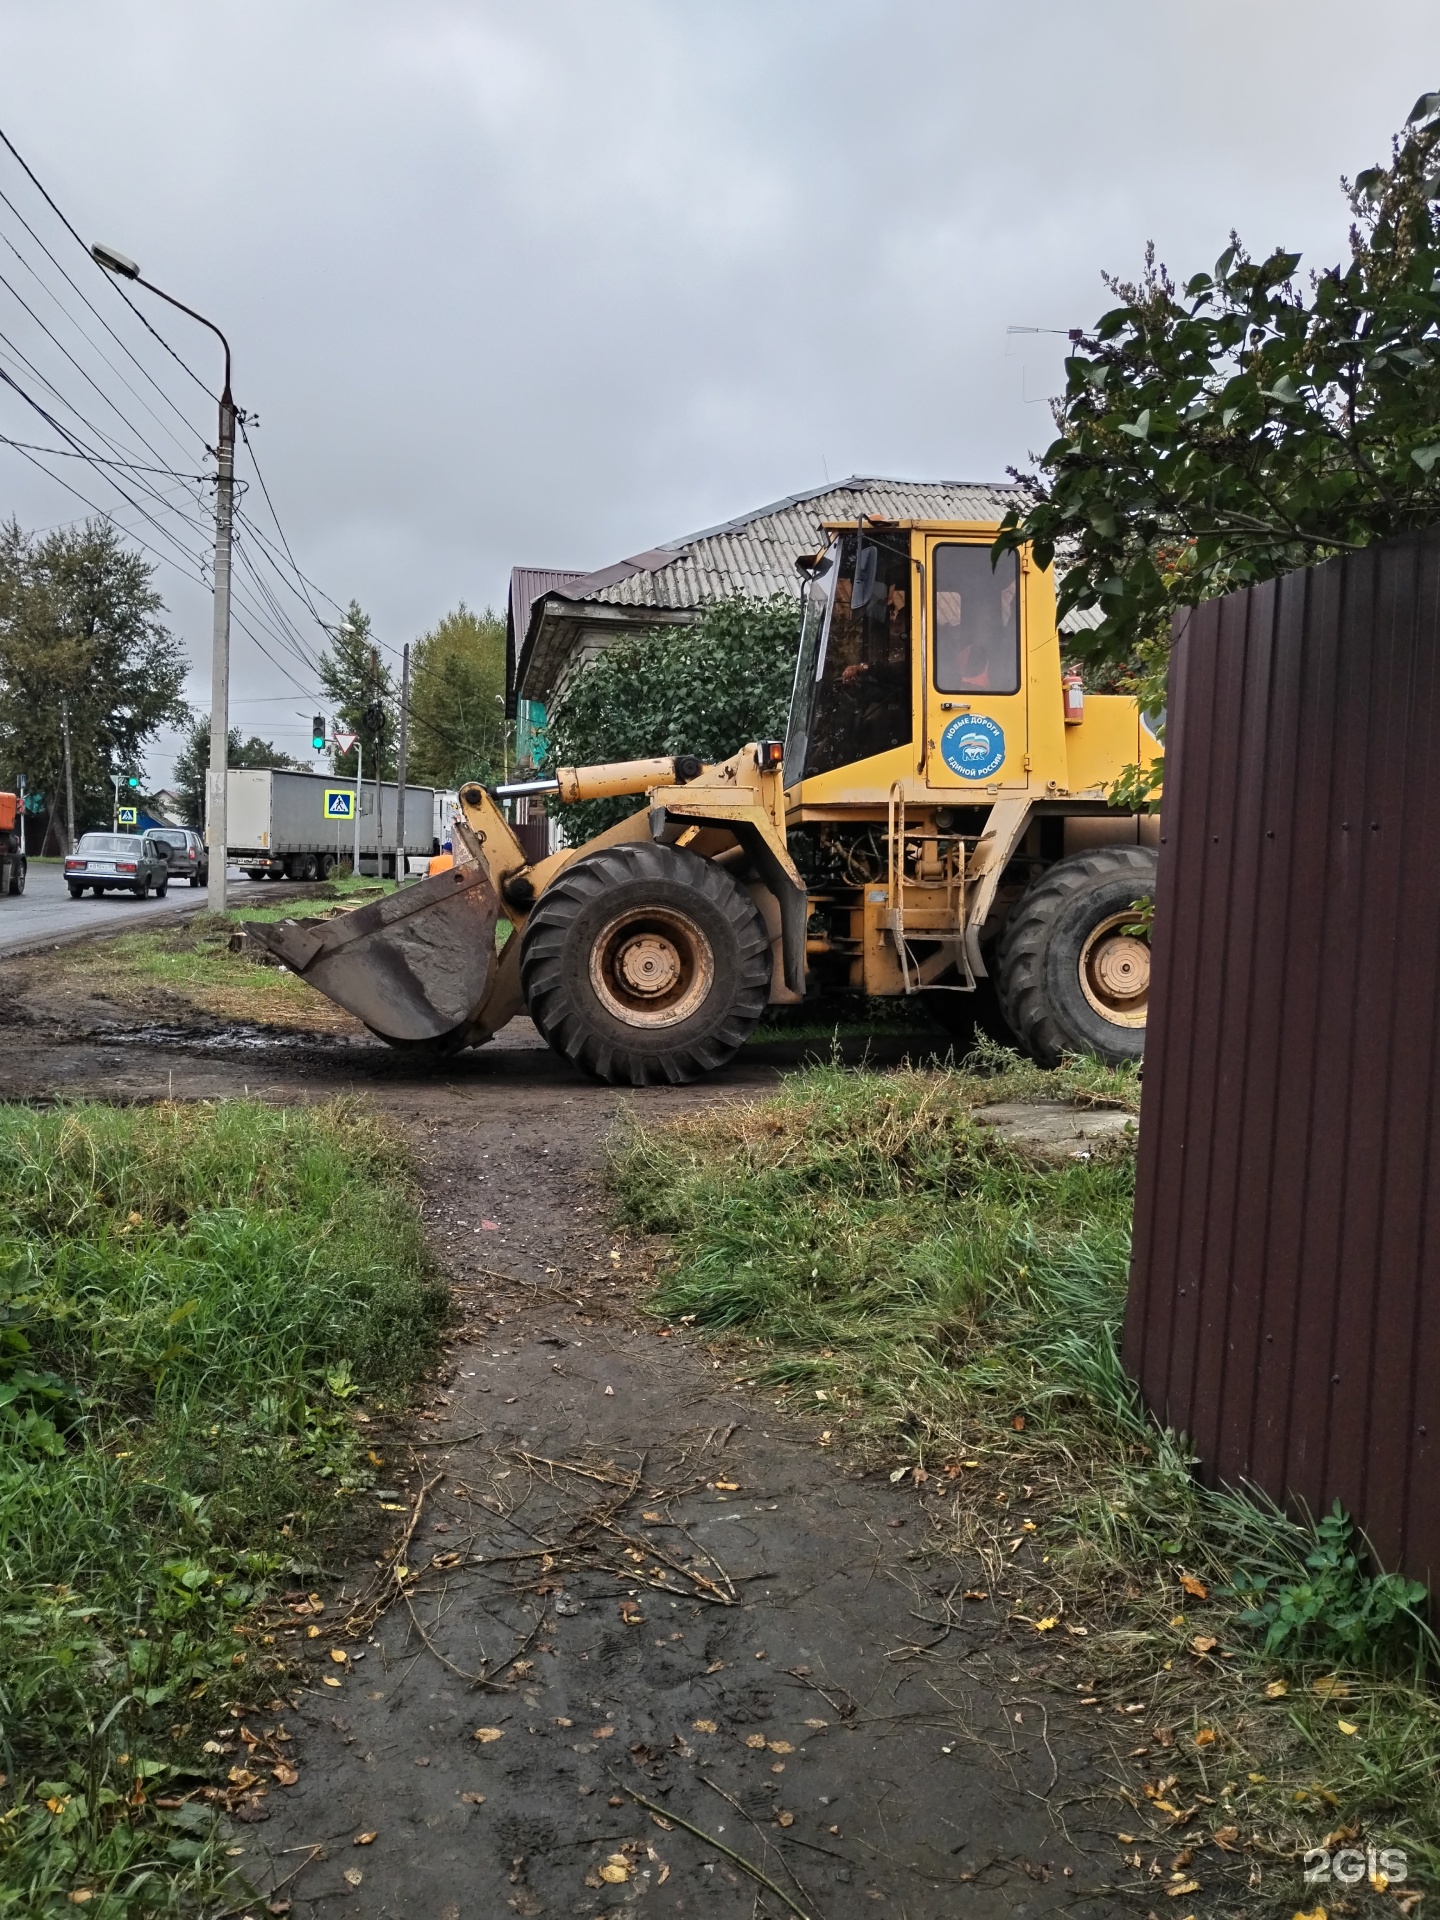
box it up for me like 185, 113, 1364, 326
852, 542, 878, 612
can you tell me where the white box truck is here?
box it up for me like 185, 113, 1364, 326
222, 769, 437, 881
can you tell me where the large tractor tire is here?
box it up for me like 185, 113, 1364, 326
520, 842, 771, 1085
995, 845, 1156, 1067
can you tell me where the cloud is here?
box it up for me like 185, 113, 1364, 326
0, 0, 1431, 776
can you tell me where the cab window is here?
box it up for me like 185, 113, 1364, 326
800, 530, 912, 778
933, 545, 1020, 693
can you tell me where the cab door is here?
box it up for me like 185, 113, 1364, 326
923, 537, 1029, 793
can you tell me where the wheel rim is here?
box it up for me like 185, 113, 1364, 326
1078, 911, 1150, 1027
588, 905, 715, 1029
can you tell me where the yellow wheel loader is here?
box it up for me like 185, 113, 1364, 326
257, 517, 1160, 1083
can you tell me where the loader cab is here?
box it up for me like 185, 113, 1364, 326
785, 521, 1041, 803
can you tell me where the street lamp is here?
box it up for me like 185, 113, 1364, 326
92, 241, 236, 913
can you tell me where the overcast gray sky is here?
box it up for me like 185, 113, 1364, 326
2, 1, 1436, 780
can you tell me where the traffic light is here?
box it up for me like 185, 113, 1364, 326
125, 776, 140, 789
312, 716, 327, 752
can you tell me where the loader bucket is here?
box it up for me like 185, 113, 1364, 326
251, 862, 500, 1044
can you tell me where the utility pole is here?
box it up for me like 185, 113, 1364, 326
91, 242, 236, 913
353, 738, 362, 878
370, 646, 385, 880
60, 699, 76, 852
208, 386, 236, 911
395, 643, 410, 882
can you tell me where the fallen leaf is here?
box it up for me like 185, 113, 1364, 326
1310, 1675, 1349, 1700
1179, 1573, 1208, 1600
306, 1625, 321, 1639
600, 1859, 630, 1884
322, 1677, 342, 1688
1190, 1636, 1217, 1656
1011, 1415, 1026, 1430
1263, 1679, 1289, 1699
963, 1589, 988, 1602
342, 1868, 362, 1888
1117, 1832, 1136, 1844
705, 1660, 725, 1674
227, 1767, 258, 1790
1290, 1909, 1327, 1920
767, 1740, 794, 1754
1035, 1616, 1059, 1633
804, 1718, 829, 1729
554, 1717, 573, 1728
1167, 1882, 1200, 1898
1212, 1825, 1239, 1850
1337, 1718, 1359, 1736
642, 1511, 664, 1523
592, 1726, 615, 1741
461, 1792, 486, 1805
67, 1895, 94, 1907
353, 1831, 377, 1845
1194, 1729, 1216, 1748
692, 1719, 718, 1734
745, 1734, 767, 1750
272, 1763, 299, 1786
715, 1481, 740, 1491
329, 1649, 347, 1665
472, 1728, 505, 1744
776, 1810, 794, 1827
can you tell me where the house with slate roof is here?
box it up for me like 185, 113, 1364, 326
505, 475, 1099, 768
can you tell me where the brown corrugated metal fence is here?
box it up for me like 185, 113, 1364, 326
1125, 525, 1440, 1589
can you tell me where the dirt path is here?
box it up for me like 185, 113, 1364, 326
1, 970, 1134, 1918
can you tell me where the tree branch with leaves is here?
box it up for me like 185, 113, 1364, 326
996, 90, 1440, 802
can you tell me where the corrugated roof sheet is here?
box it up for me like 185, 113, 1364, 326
587, 478, 1030, 611
508, 475, 1103, 707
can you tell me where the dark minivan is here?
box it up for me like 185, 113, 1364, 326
65, 832, 173, 899
148, 826, 209, 887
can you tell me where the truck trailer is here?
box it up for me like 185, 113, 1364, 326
221, 768, 436, 881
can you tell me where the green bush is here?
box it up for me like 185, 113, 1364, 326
545, 593, 798, 841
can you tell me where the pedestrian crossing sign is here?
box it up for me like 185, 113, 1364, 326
324, 789, 356, 819
116, 806, 138, 825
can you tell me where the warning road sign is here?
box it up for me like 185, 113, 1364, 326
116, 806, 138, 826
324, 789, 356, 820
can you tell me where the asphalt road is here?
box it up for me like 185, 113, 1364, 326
0, 857, 271, 955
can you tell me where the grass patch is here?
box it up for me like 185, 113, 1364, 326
0, 1098, 447, 1914
49, 921, 358, 1032
44, 885, 508, 1034
609, 1059, 1438, 1912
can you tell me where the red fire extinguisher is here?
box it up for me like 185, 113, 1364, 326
1062, 668, 1085, 725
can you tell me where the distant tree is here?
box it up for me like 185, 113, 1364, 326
0, 517, 187, 844
171, 716, 309, 829
996, 89, 1440, 805
318, 600, 396, 780
546, 593, 799, 840
406, 603, 506, 789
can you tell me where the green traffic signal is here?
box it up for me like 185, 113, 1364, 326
312, 715, 327, 752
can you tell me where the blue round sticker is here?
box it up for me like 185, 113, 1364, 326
940, 714, 1006, 780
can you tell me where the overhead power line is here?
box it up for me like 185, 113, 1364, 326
0, 120, 214, 400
